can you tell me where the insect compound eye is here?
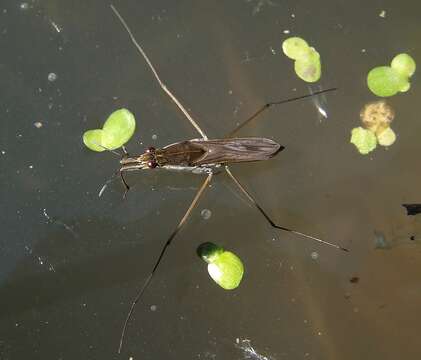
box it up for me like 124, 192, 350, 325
147, 160, 158, 169
146, 147, 156, 153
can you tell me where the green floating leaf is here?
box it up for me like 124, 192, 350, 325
83, 129, 105, 152
390, 53, 416, 78
294, 49, 321, 83
367, 66, 408, 97
377, 127, 396, 146
102, 109, 136, 149
350, 127, 377, 155
198, 242, 244, 290
282, 37, 322, 83
83, 108, 136, 152
282, 37, 310, 60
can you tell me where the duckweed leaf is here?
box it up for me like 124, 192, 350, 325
350, 127, 377, 155
207, 251, 244, 290
282, 37, 321, 83
294, 49, 321, 83
391, 53, 416, 77
367, 66, 408, 97
282, 37, 310, 60
198, 242, 244, 290
83, 108, 136, 152
83, 129, 105, 152
102, 109, 136, 149
377, 127, 396, 146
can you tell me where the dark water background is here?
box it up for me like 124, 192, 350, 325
1, 0, 421, 359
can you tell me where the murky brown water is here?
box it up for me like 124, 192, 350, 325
1, 0, 421, 359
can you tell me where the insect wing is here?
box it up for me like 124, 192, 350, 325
190, 137, 283, 166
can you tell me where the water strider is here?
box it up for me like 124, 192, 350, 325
107, 4, 348, 353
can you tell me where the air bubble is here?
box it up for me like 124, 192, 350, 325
201, 209, 212, 220
48, 72, 57, 82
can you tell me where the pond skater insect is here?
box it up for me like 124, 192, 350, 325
105, 4, 348, 353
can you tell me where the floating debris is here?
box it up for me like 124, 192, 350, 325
402, 204, 421, 216
379, 10, 386, 18
34, 121, 43, 128
349, 276, 359, 284
374, 230, 390, 249
310, 251, 319, 260
235, 338, 273, 360
360, 100, 394, 135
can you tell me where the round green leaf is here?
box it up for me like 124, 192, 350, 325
350, 127, 377, 155
367, 66, 408, 97
282, 37, 310, 60
102, 109, 136, 149
207, 251, 244, 290
377, 127, 396, 146
83, 129, 105, 152
390, 53, 416, 77
294, 52, 321, 83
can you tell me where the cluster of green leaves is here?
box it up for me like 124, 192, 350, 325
83, 109, 136, 152
350, 100, 397, 154
367, 53, 416, 97
282, 37, 321, 83
197, 242, 244, 290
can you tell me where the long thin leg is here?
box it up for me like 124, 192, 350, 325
226, 88, 337, 138
225, 166, 348, 252
118, 173, 213, 353
110, 5, 208, 140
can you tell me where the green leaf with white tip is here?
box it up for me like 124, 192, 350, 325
367, 66, 408, 97
350, 127, 377, 155
83, 129, 105, 152
282, 37, 310, 60
207, 251, 244, 290
390, 53, 416, 77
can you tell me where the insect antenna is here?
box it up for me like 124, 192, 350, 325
110, 4, 208, 140
226, 87, 337, 137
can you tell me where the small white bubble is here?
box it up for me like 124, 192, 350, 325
151, 134, 158, 140
34, 121, 43, 128
201, 208, 212, 220
48, 72, 57, 82
150, 305, 157, 311
311, 251, 319, 260
20, 3, 29, 10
